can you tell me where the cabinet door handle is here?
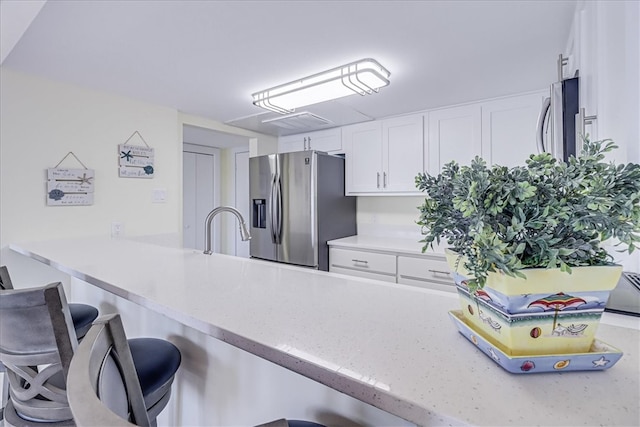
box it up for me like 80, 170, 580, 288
352, 259, 369, 264
383, 172, 387, 188
428, 269, 450, 275
308, 136, 311, 150
377, 172, 380, 188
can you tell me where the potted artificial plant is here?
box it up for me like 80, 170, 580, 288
416, 138, 640, 358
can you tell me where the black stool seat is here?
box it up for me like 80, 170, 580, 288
68, 303, 99, 338
67, 314, 181, 426
0, 265, 99, 340
129, 338, 181, 411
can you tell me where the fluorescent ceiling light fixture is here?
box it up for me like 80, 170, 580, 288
252, 58, 390, 114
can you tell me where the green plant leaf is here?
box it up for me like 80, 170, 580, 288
416, 137, 640, 289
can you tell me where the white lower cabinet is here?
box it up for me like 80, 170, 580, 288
397, 255, 456, 293
329, 248, 396, 283
329, 247, 456, 292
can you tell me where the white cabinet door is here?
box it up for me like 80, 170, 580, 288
344, 121, 383, 194
382, 115, 424, 193
278, 134, 304, 153
427, 104, 481, 174
307, 128, 342, 153
278, 128, 342, 153
345, 115, 424, 195
481, 91, 547, 167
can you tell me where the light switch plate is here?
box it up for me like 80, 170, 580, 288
152, 188, 167, 203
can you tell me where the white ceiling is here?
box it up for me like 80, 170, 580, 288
2, 0, 577, 137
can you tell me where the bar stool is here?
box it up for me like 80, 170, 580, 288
0, 266, 100, 422
0, 266, 99, 339
68, 313, 323, 427
0, 282, 181, 426
68, 315, 326, 427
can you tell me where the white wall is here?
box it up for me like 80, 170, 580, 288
0, 68, 182, 252
593, 0, 640, 165
571, 0, 640, 272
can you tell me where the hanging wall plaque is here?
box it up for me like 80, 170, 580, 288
47, 152, 94, 206
119, 131, 154, 178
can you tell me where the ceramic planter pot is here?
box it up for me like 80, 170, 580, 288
445, 250, 622, 356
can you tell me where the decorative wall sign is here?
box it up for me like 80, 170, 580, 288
47, 152, 94, 206
119, 131, 154, 178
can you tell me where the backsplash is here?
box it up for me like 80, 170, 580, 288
356, 196, 424, 238
356, 196, 639, 271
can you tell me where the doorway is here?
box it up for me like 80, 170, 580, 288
182, 125, 250, 254
183, 143, 220, 251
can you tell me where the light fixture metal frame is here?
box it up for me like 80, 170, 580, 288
252, 58, 390, 114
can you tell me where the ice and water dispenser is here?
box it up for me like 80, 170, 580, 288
253, 199, 266, 228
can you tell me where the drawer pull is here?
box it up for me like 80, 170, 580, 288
352, 259, 369, 264
428, 269, 450, 275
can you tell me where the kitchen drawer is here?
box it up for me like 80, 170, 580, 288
329, 266, 397, 283
397, 255, 456, 292
329, 248, 396, 277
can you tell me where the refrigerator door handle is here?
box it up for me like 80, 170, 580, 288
274, 174, 283, 244
269, 174, 278, 244
536, 97, 551, 154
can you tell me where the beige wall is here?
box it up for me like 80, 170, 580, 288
0, 69, 182, 252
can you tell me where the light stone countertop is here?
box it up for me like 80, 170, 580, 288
327, 235, 446, 258
10, 237, 640, 427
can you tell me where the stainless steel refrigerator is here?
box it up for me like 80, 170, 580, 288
249, 150, 356, 271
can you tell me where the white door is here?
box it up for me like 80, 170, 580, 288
427, 104, 482, 174
307, 128, 342, 153
278, 134, 304, 153
234, 150, 250, 258
182, 151, 198, 249
183, 144, 219, 251
382, 114, 424, 193
481, 92, 547, 167
344, 121, 383, 194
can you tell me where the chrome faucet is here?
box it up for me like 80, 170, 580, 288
203, 206, 251, 255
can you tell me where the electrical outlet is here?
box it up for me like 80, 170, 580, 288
111, 222, 124, 238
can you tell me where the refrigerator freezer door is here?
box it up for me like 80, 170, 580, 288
249, 154, 278, 262
276, 151, 317, 268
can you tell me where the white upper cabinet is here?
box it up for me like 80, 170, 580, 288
481, 91, 547, 167
278, 128, 342, 153
344, 121, 383, 193
427, 104, 482, 174
382, 115, 425, 193
344, 114, 424, 195
426, 92, 547, 173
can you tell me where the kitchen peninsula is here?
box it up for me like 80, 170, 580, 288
9, 237, 640, 426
